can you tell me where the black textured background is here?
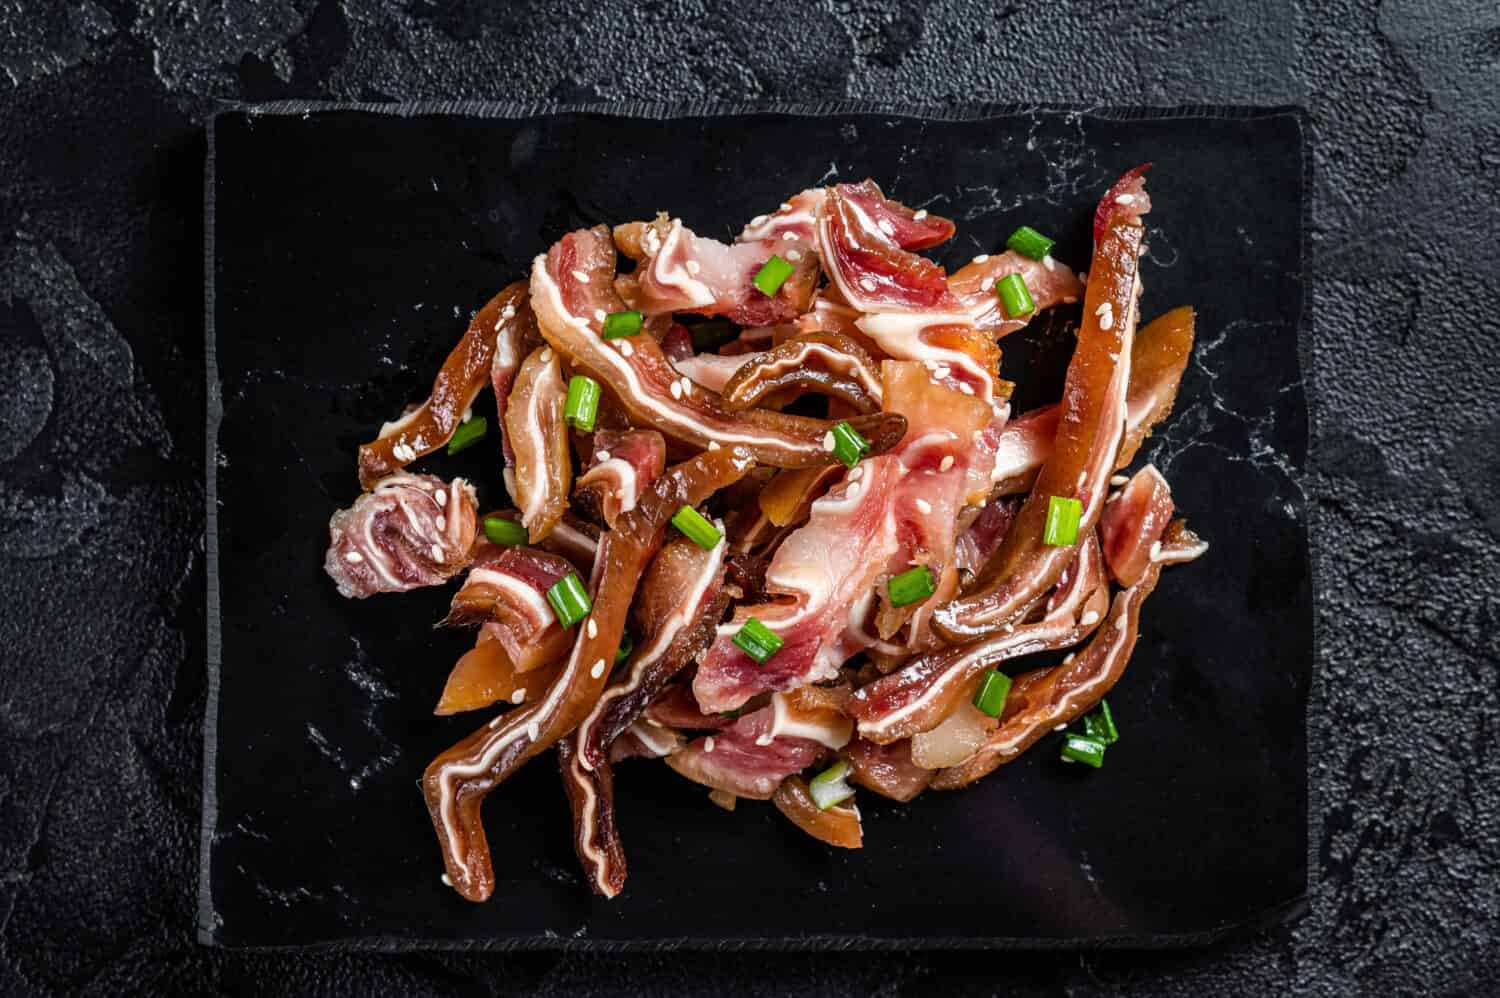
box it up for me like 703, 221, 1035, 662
0, 1, 1495, 995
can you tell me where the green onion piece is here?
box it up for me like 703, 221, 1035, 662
996, 272, 1035, 319
670, 505, 722, 550
601, 309, 643, 339
808, 759, 856, 811
1005, 225, 1055, 261
731, 617, 784, 665
1060, 734, 1107, 768
888, 565, 936, 608
446, 416, 488, 456
614, 631, 634, 666
564, 375, 601, 432
482, 515, 527, 546
1042, 495, 1083, 546
752, 255, 795, 297
688, 319, 739, 351
1084, 700, 1119, 745
830, 420, 869, 468
972, 670, 1013, 718
545, 573, 591, 628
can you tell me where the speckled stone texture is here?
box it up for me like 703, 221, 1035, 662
0, 1, 1495, 995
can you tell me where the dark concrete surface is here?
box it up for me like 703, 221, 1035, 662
0, 1, 1495, 995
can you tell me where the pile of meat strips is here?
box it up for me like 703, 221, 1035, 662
323, 168, 1207, 902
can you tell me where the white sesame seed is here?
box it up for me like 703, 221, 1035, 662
587, 618, 598, 639
973, 254, 989, 264
590, 658, 606, 679
780, 201, 792, 210
912, 209, 928, 220
783, 232, 796, 240
540, 348, 553, 363
1149, 541, 1163, 562
822, 431, 836, 451
620, 340, 634, 357
435, 489, 446, 505
785, 248, 802, 261
1054, 723, 1067, 732
430, 544, 444, 561
915, 498, 932, 514
686, 259, 701, 275
1116, 193, 1136, 204
708, 441, 721, 450
1107, 491, 1123, 503
527, 720, 540, 740
704, 737, 716, 753
932, 366, 951, 380
571, 269, 589, 283
750, 214, 767, 227
596, 450, 610, 462
755, 734, 774, 746
939, 455, 955, 472
1081, 610, 1099, 626
501, 303, 516, 320
1096, 302, 1114, 330
1042, 254, 1056, 272
1110, 474, 1129, 487
511, 688, 526, 704
441, 873, 453, 886
489, 715, 503, 728
1115, 614, 1128, 631
594, 308, 606, 322
1063, 653, 1075, 664
435, 515, 446, 531
958, 383, 974, 395
680, 376, 692, 395
860, 276, 877, 292
1003, 623, 1015, 633
344, 551, 364, 563
670, 381, 683, 399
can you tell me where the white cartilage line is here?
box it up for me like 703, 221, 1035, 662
517, 356, 561, 527
464, 567, 554, 629
577, 459, 639, 517
357, 508, 405, 588
532, 257, 815, 453
575, 526, 726, 770
856, 312, 995, 403
646, 219, 716, 307
566, 750, 609, 893
768, 692, 852, 749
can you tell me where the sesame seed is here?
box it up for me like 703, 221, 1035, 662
587, 618, 598, 639
783, 232, 796, 241
620, 340, 634, 356
1043, 255, 1056, 272
933, 366, 951, 380
680, 376, 692, 395
540, 348, 553, 363
1116, 193, 1135, 204
1063, 653, 1075, 664
1107, 491, 1123, 503
344, 551, 364, 563
822, 431, 836, 451
670, 381, 683, 399
704, 737, 716, 753
686, 260, 701, 275
785, 248, 802, 261
939, 456, 955, 472
489, 715, 503, 728
958, 383, 974, 395
501, 304, 516, 320
430, 544, 444, 561
973, 254, 989, 264
436, 515, 446, 531
435, 489, 447, 505
1003, 623, 1014, 633
594, 309, 606, 322
860, 276, 877, 292
590, 658, 606, 679
511, 688, 526, 704
1096, 302, 1114, 330
571, 269, 589, 283
708, 441, 721, 450
780, 201, 792, 210
1110, 474, 1129, 486
1115, 615, 1128, 631
1081, 610, 1099, 626
1054, 723, 1067, 732
755, 734, 773, 746
750, 214, 767, 227
596, 450, 611, 462
527, 720, 540, 740
442, 873, 453, 886
1149, 541, 1163, 562
912, 209, 928, 220
915, 498, 932, 514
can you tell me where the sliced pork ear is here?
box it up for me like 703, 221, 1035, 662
1099, 464, 1174, 585
357, 283, 525, 489
935, 168, 1151, 641
843, 737, 931, 802
440, 545, 576, 674
574, 429, 667, 528
720, 331, 884, 414
819, 181, 956, 313
932, 525, 1174, 791
1116, 305, 1194, 468
324, 473, 478, 599
672, 351, 754, 394
947, 251, 1084, 339
665, 689, 850, 799
855, 315, 1004, 405
436, 627, 562, 715
424, 446, 755, 902
773, 777, 863, 849
530, 226, 907, 468
491, 286, 543, 485
504, 346, 572, 542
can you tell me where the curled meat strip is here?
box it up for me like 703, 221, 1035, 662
324, 473, 477, 599
436, 628, 562, 716
530, 226, 906, 468
491, 286, 543, 490
934, 168, 1150, 641
505, 346, 572, 541
931, 520, 1194, 791
441, 545, 576, 674
672, 351, 752, 394
773, 777, 863, 849
720, 331, 884, 414
575, 429, 667, 528
423, 446, 754, 902
856, 315, 1004, 405
1099, 465, 1174, 585
357, 283, 525, 489
559, 533, 728, 897
818, 181, 957, 314
844, 736, 931, 802
947, 251, 1084, 339
851, 535, 1106, 745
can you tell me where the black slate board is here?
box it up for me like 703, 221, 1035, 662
202, 104, 1310, 950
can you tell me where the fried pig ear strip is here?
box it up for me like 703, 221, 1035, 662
435, 628, 562, 715
843, 736, 932, 802
356, 283, 525, 489
1099, 465, 1174, 586
423, 446, 755, 902
530, 226, 906, 468
491, 287, 543, 492
720, 331, 884, 415
575, 429, 667, 528
324, 473, 478, 598
934, 168, 1151, 641
851, 535, 1106, 745
773, 777, 863, 849
504, 346, 572, 541
931, 519, 1197, 791
558, 533, 729, 898
440, 545, 576, 674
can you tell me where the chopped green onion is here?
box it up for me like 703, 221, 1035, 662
732, 617, 784, 664
614, 631, 634, 666
545, 573, 591, 628
996, 272, 1035, 319
1060, 734, 1107, 768
564, 375, 601, 432
972, 670, 1012, 718
888, 565, 936, 608
1042, 495, 1082, 546
830, 420, 869, 468
1084, 700, 1119, 745
688, 319, 739, 351
482, 516, 527, 546
752, 254, 795, 297
446, 416, 488, 456
1005, 225, 1055, 261
601, 309, 643, 339
808, 759, 856, 811
670, 505, 722, 550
